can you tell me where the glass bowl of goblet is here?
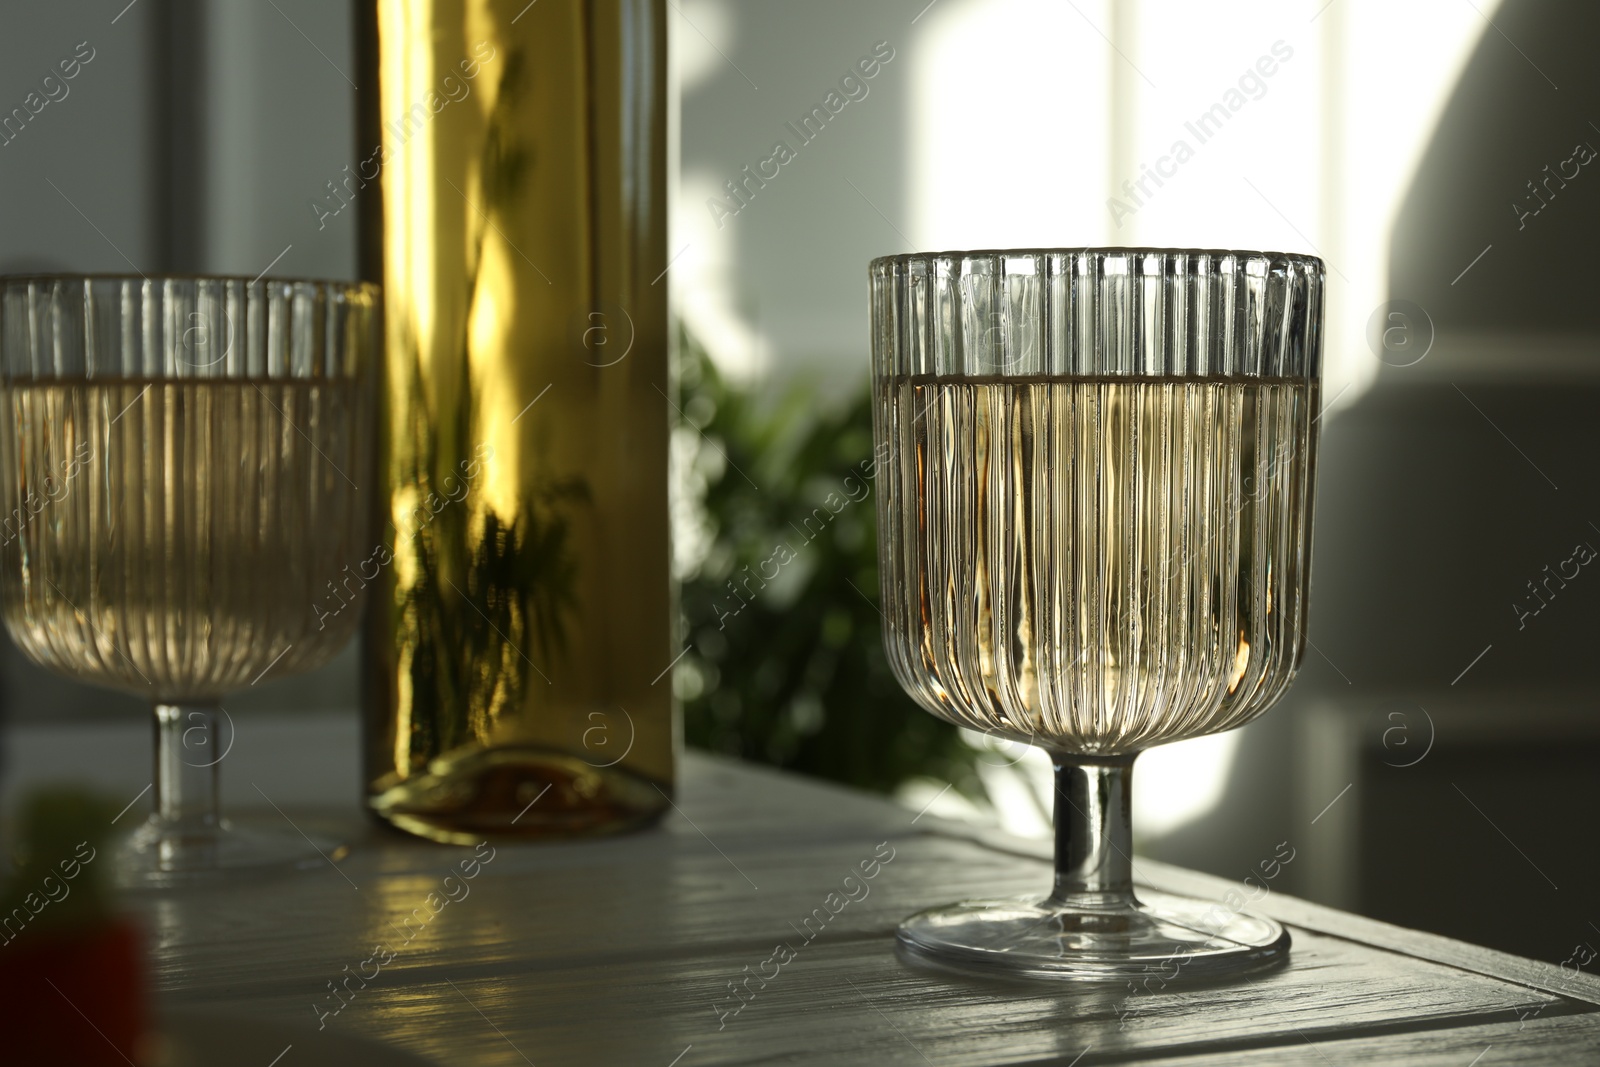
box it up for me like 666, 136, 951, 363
870, 247, 1323, 980
0, 275, 378, 888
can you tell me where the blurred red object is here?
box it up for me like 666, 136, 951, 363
0, 917, 148, 1065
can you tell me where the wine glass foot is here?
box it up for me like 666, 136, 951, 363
896, 889, 1290, 981
115, 817, 348, 890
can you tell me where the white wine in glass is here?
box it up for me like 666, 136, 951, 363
0, 277, 378, 888
872, 249, 1323, 980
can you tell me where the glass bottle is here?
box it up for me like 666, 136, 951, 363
358, 0, 674, 842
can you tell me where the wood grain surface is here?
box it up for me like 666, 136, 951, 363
133, 751, 1599, 1066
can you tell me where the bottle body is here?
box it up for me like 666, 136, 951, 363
360, 0, 673, 842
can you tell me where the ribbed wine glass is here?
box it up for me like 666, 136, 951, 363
871, 248, 1323, 979
0, 275, 378, 888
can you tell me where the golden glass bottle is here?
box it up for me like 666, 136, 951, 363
357, 0, 673, 842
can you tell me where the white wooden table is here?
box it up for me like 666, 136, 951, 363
9, 716, 1600, 1065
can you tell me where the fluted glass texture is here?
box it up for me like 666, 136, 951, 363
0, 277, 378, 701
871, 249, 1323, 755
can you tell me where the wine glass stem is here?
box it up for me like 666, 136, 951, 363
153, 703, 222, 829
1049, 755, 1136, 908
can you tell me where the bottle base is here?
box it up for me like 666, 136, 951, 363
368, 745, 670, 843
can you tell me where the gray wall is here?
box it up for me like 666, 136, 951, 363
1390, 0, 1600, 334
679, 0, 913, 396
0, 3, 160, 275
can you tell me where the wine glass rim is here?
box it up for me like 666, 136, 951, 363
0, 273, 380, 295
870, 246, 1324, 271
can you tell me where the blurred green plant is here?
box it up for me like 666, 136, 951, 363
0, 788, 117, 937
674, 330, 980, 798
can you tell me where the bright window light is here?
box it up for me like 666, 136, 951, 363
912, 0, 1112, 250
1133, 731, 1243, 839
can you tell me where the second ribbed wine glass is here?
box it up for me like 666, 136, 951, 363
872, 248, 1323, 979
0, 276, 378, 888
